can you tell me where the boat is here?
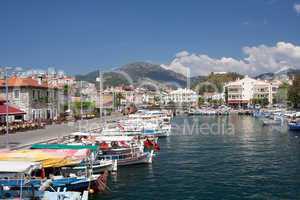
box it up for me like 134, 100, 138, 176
96, 136, 155, 166
45, 175, 101, 193
31, 144, 117, 174
0, 161, 44, 199
61, 159, 115, 175
288, 122, 300, 131
43, 190, 89, 200
262, 118, 281, 126
0, 149, 107, 194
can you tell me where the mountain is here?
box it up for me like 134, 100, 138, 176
255, 72, 274, 80
191, 72, 244, 93
255, 68, 300, 80
76, 62, 188, 88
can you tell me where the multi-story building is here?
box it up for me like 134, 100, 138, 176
162, 88, 198, 106
0, 76, 62, 121
47, 75, 75, 88
224, 76, 280, 107
103, 86, 146, 106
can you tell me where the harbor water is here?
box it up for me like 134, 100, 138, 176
97, 115, 300, 200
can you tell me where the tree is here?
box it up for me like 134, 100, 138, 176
72, 101, 95, 116
193, 72, 244, 95
154, 96, 160, 104
261, 98, 269, 107
114, 92, 125, 108
224, 87, 228, 104
288, 75, 300, 108
273, 82, 289, 104
198, 96, 205, 107
251, 98, 269, 107
63, 84, 69, 95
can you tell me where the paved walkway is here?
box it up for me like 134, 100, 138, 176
0, 113, 125, 149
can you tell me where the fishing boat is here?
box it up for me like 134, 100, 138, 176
43, 175, 101, 193
96, 136, 155, 166
0, 149, 107, 194
0, 160, 92, 200
31, 144, 117, 174
0, 161, 44, 199
65, 133, 155, 166
288, 122, 300, 131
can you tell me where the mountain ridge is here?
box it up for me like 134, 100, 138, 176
76, 62, 188, 88
76, 62, 300, 89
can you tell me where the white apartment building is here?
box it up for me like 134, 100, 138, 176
224, 76, 280, 107
162, 88, 198, 105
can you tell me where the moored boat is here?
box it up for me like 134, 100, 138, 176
288, 122, 300, 131
96, 136, 155, 166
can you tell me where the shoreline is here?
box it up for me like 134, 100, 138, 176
0, 113, 125, 150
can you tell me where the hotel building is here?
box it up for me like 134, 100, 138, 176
224, 76, 280, 107
162, 88, 198, 106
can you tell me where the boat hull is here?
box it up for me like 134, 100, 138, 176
63, 161, 114, 175
117, 155, 152, 166
288, 123, 300, 131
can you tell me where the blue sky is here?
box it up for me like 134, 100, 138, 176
0, 0, 300, 75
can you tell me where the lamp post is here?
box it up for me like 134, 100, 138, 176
0, 66, 13, 149
96, 70, 103, 125
5, 68, 9, 149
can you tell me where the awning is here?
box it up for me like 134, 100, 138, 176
31, 144, 99, 151
0, 104, 26, 116
0, 161, 41, 173
0, 149, 84, 168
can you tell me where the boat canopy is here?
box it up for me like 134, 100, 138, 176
95, 135, 135, 142
31, 144, 99, 151
0, 150, 83, 168
0, 161, 41, 174
71, 131, 100, 137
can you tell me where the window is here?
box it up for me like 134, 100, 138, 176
14, 90, 20, 99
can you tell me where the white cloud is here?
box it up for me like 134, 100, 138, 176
294, 3, 300, 14
161, 42, 300, 76
175, 51, 189, 57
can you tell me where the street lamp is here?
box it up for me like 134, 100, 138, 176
96, 70, 103, 124
0, 67, 12, 149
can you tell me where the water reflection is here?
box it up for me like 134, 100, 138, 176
98, 115, 300, 200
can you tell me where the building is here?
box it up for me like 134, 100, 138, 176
203, 92, 224, 101
0, 76, 62, 121
162, 88, 198, 106
47, 75, 75, 88
0, 97, 26, 123
224, 76, 280, 107
142, 91, 158, 105
103, 86, 147, 106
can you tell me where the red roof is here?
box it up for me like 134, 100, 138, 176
0, 104, 26, 116
0, 76, 53, 88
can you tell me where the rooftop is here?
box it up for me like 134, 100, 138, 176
0, 76, 53, 88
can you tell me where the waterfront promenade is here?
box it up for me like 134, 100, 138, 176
0, 113, 124, 149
